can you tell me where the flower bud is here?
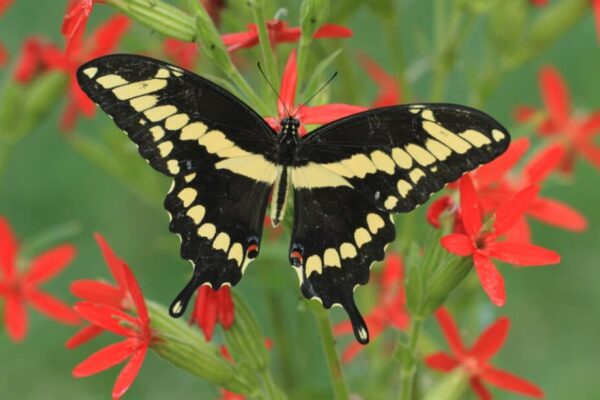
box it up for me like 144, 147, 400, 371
422, 256, 472, 316
486, 0, 528, 55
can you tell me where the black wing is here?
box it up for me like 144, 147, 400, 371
290, 104, 510, 343
77, 54, 279, 316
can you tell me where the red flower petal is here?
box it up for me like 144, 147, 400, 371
163, 38, 198, 70
193, 285, 218, 341
61, 0, 93, 57
458, 176, 482, 236
487, 241, 560, 266
359, 54, 400, 107
482, 367, 544, 398
441, 233, 475, 256
71, 280, 124, 308
493, 186, 539, 236
504, 216, 531, 243
89, 15, 131, 59
523, 143, 565, 184
0, 42, 8, 67
469, 317, 509, 363
474, 138, 530, 189
381, 252, 403, 293
528, 197, 588, 231
314, 24, 353, 39
426, 196, 452, 229
332, 319, 354, 336
66, 324, 104, 349
424, 352, 459, 372
469, 377, 492, 400
217, 286, 234, 329
434, 308, 466, 356
579, 112, 600, 137
74, 303, 137, 337
72, 338, 137, 377
513, 105, 538, 123
0, 217, 18, 278
594, 0, 600, 44
26, 244, 76, 285
540, 66, 571, 129
279, 50, 298, 117
112, 347, 147, 400
0, 0, 14, 15
94, 233, 128, 292
4, 294, 27, 342
473, 252, 505, 306
27, 290, 81, 324
221, 27, 258, 52
298, 104, 367, 126
122, 263, 148, 324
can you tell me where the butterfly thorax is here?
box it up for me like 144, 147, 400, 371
270, 117, 300, 227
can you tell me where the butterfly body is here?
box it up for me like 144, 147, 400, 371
77, 54, 511, 344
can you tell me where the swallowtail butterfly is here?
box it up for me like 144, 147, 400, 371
77, 54, 510, 344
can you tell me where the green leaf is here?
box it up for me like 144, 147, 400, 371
300, 48, 343, 101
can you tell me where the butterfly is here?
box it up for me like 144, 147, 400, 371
77, 54, 510, 344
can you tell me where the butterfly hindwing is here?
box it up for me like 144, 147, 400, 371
77, 55, 279, 315
290, 104, 510, 343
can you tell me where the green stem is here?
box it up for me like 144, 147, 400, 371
251, 2, 280, 91
398, 318, 423, 400
311, 305, 349, 400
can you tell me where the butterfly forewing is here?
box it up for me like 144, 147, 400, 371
289, 104, 510, 343
77, 54, 279, 315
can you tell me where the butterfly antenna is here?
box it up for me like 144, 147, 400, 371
257, 62, 291, 117
293, 71, 338, 119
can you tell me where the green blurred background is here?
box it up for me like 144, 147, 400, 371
0, 1, 599, 399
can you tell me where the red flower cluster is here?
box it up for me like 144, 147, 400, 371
334, 253, 409, 362
190, 285, 235, 341
441, 176, 560, 305
69, 234, 154, 400
264, 49, 366, 135
221, 19, 352, 53
515, 66, 600, 173
426, 308, 543, 400
0, 217, 80, 342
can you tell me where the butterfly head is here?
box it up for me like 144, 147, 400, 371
279, 117, 300, 135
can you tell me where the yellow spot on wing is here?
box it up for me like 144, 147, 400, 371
492, 129, 506, 142
405, 144, 436, 166
306, 255, 323, 276
178, 188, 197, 207
166, 159, 180, 174
197, 223, 216, 239
213, 232, 230, 252
354, 228, 372, 248
228, 243, 243, 266
198, 130, 234, 154
409, 168, 426, 184
145, 105, 177, 122
165, 114, 190, 131
113, 79, 167, 100
158, 141, 173, 157
320, 162, 354, 178
340, 242, 357, 259
83, 67, 98, 78
215, 155, 279, 184
324, 248, 341, 268
397, 179, 412, 197
384, 196, 398, 210
97, 74, 128, 89
184, 173, 196, 183
156, 68, 170, 78
130, 95, 158, 112
421, 109, 436, 121
187, 205, 205, 224
460, 129, 492, 147
425, 139, 452, 161
150, 126, 165, 142
180, 122, 207, 140
392, 148, 413, 169
366, 213, 385, 234
341, 154, 377, 178
422, 121, 472, 154
291, 163, 352, 189
370, 150, 396, 174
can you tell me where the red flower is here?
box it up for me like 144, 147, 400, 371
359, 54, 402, 107
529, 0, 548, 5
67, 233, 131, 349
12, 37, 56, 83
440, 176, 560, 306
190, 285, 235, 341
45, 14, 130, 130
201, 0, 226, 26
333, 253, 409, 362
0, 42, 7, 67
426, 308, 544, 400
221, 19, 352, 53
264, 49, 366, 135
163, 38, 199, 70
0, 0, 13, 15
61, 0, 96, 57
516, 66, 600, 172
0, 217, 80, 342
72, 263, 153, 400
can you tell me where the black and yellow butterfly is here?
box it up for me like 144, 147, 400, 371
77, 54, 510, 344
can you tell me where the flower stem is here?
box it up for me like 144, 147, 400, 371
250, 1, 280, 90
398, 317, 423, 400
310, 304, 349, 400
